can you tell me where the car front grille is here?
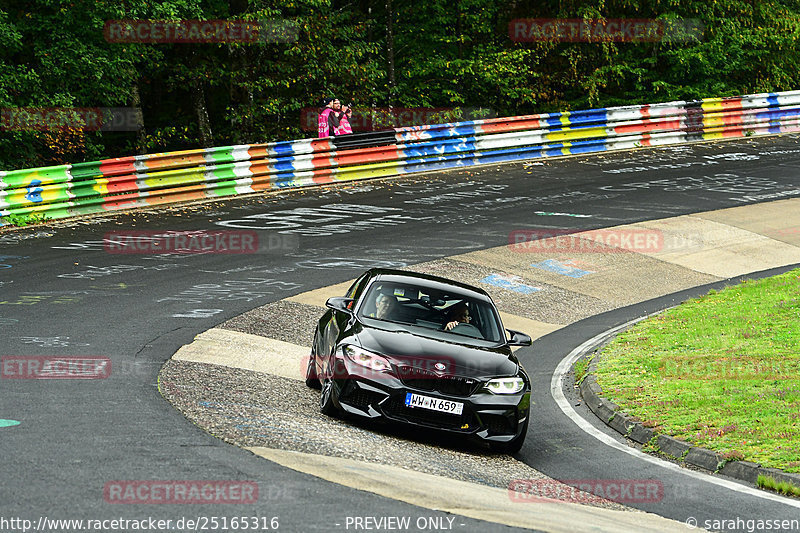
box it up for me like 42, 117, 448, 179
341, 388, 385, 409
481, 413, 515, 436
396, 365, 480, 397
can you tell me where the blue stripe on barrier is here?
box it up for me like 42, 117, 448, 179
273, 160, 297, 172
401, 157, 476, 174
756, 108, 800, 120
475, 149, 543, 165
562, 108, 609, 127
403, 140, 477, 158
402, 150, 476, 166
452, 124, 479, 137
270, 171, 298, 188
543, 114, 565, 128
567, 139, 609, 154
768, 93, 781, 108
272, 141, 301, 156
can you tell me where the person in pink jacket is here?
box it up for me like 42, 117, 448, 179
334, 100, 353, 135
318, 98, 354, 138
318, 97, 335, 138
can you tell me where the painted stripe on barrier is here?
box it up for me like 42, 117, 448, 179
4, 90, 800, 224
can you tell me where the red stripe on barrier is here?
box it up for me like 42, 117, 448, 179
310, 155, 335, 169
104, 175, 141, 194
312, 168, 337, 185
101, 185, 209, 210
99, 157, 137, 177
614, 118, 683, 134
479, 118, 544, 134
247, 146, 271, 159
332, 146, 402, 166
141, 152, 206, 170
719, 97, 744, 110
310, 139, 334, 152
248, 161, 273, 177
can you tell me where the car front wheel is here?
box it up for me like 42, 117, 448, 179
305, 345, 320, 389
319, 377, 339, 416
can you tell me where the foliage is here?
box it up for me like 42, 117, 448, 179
2, 0, 800, 169
0, 212, 50, 227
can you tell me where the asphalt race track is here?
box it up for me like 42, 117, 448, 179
2, 135, 800, 532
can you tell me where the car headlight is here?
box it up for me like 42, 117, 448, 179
485, 377, 525, 394
341, 345, 392, 372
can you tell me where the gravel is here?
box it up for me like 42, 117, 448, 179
159, 358, 632, 511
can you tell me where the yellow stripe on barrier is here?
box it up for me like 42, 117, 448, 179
701, 100, 725, 112
139, 167, 207, 189
545, 126, 607, 143
92, 178, 109, 196
334, 160, 403, 182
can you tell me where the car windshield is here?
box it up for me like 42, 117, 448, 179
357, 281, 504, 343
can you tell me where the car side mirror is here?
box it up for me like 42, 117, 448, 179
326, 297, 354, 314
506, 329, 532, 347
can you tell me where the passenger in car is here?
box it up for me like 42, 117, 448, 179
443, 302, 470, 331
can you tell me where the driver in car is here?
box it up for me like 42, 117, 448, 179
374, 293, 399, 320
443, 302, 470, 331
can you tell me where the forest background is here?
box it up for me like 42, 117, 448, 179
1, 0, 799, 170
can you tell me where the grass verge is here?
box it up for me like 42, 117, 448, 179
757, 475, 800, 497
594, 268, 800, 473
573, 354, 594, 386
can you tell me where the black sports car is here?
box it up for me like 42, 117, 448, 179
305, 268, 532, 453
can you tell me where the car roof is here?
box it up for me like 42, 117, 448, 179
365, 268, 493, 302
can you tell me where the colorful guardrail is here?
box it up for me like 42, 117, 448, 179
2, 90, 800, 225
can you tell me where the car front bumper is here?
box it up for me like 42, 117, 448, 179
330, 364, 530, 445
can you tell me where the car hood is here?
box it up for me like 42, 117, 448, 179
353, 323, 519, 379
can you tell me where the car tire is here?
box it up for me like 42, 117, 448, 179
489, 418, 528, 454
305, 339, 321, 389
319, 377, 339, 417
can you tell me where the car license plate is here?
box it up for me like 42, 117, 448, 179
404, 393, 464, 415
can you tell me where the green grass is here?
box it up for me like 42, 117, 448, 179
573, 354, 593, 386
757, 475, 800, 497
594, 268, 800, 473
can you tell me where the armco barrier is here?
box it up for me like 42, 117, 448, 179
2, 90, 800, 225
